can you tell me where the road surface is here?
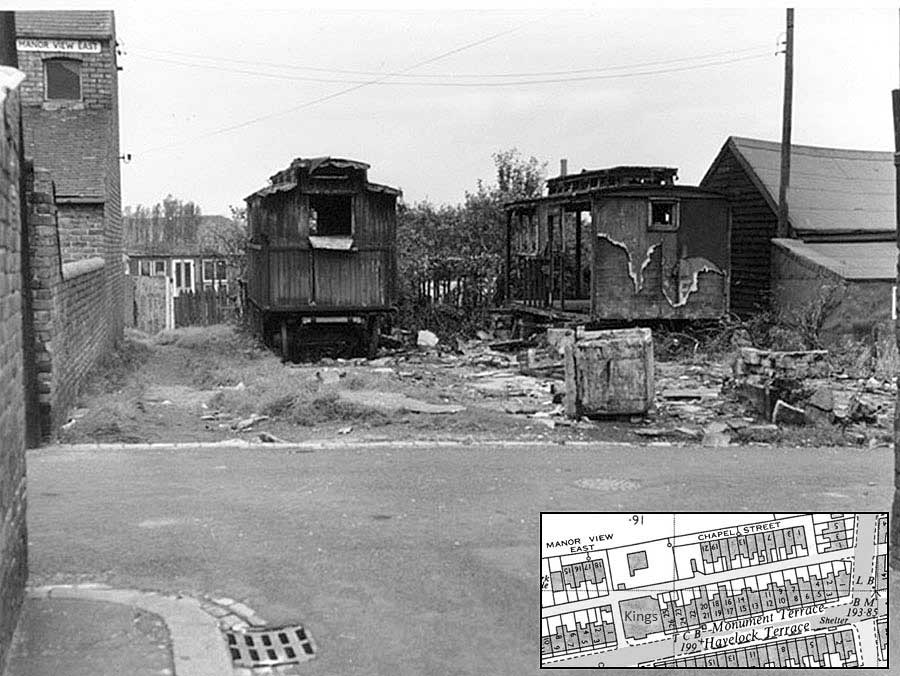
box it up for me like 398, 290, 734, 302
24, 441, 896, 675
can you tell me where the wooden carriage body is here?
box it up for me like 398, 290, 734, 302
245, 157, 400, 355
505, 166, 731, 323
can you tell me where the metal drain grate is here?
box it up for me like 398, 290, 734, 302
225, 625, 316, 667
573, 478, 641, 492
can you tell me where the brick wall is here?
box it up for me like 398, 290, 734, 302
16, 15, 124, 349
26, 167, 61, 434
17, 40, 116, 109
56, 202, 104, 262
104, 18, 123, 341
56, 260, 110, 420
0, 72, 28, 676
27, 169, 114, 436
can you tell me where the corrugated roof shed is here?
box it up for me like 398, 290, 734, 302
706, 136, 895, 237
15, 10, 114, 39
22, 108, 109, 201
773, 238, 896, 281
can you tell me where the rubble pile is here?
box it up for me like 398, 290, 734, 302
329, 327, 896, 447
730, 347, 892, 429
731, 347, 829, 419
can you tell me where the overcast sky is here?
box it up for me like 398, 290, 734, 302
26, 3, 900, 215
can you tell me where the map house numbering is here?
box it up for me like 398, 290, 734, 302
540, 512, 888, 668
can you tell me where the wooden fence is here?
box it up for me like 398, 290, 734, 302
131, 276, 173, 334
411, 255, 499, 309
174, 287, 233, 327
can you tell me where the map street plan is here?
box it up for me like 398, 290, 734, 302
541, 513, 888, 668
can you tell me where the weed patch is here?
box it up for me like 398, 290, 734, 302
80, 337, 152, 397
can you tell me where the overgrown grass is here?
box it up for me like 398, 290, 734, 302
153, 324, 264, 355
79, 336, 152, 397
260, 390, 392, 426
205, 364, 393, 426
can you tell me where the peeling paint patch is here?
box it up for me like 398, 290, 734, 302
662, 258, 725, 308
597, 233, 659, 294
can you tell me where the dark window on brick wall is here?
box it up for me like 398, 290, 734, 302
45, 59, 82, 100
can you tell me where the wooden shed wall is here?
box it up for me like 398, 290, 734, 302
700, 147, 777, 316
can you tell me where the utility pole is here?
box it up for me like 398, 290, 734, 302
892, 8, 900, 572
777, 8, 794, 238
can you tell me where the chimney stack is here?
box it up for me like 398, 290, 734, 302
560, 158, 568, 177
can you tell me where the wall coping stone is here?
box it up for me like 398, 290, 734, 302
62, 256, 105, 281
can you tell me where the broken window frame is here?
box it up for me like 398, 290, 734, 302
308, 193, 354, 237
44, 58, 82, 101
647, 199, 680, 232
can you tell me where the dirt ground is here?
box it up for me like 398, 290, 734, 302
56, 324, 895, 449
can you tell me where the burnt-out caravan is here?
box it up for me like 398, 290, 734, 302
504, 165, 730, 324
245, 157, 400, 358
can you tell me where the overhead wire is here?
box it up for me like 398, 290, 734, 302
130, 51, 771, 87
135, 16, 544, 155
127, 43, 769, 79
132, 20, 774, 156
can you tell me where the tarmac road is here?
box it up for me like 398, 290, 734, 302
24, 441, 896, 675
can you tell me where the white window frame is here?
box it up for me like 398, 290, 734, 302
172, 259, 196, 296
201, 258, 228, 290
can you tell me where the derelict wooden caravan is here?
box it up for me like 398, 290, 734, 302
504, 165, 730, 324
245, 157, 400, 358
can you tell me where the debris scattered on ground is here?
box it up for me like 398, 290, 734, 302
772, 399, 806, 426
701, 421, 731, 447
60, 323, 896, 448
233, 414, 269, 431
257, 432, 287, 443
339, 390, 464, 414
417, 330, 439, 348
316, 368, 344, 385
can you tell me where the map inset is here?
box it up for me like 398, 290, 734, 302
541, 513, 888, 668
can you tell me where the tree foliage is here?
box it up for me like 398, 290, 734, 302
397, 148, 546, 311
125, 194, 203, 246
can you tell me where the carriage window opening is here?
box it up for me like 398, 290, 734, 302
309, 194, 352, 236
45, 59, 82, 100
649, 200, 678, 231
